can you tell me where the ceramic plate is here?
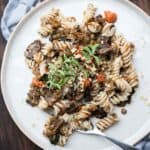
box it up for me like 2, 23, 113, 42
1, 0, 150, 150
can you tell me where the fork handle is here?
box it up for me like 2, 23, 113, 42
104, 136, 138, 150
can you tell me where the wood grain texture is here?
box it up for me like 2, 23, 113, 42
0, 0, 149, 150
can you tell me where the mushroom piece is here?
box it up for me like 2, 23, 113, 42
24, 40, 42, 59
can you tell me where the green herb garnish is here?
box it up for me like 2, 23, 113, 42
82, 44, 101, 65
45, 54, 88, 90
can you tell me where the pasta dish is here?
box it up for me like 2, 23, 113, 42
24, 4, 138, 146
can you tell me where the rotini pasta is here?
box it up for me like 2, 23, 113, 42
39, 24, 53, 37
76, 103, 97, 120
40, 8, 61, 27
96, 113, 118, 131
41, 42, 53, 56
33, 52, 44, 63
125, 65, 139, 88
53, 40, 73, 51
110, 91, 130, 105
111, 57, 123, 80
83, 3, 97, 24
93, 91, 113, 113
120, 42, 134, 68
53, 101, 71, 116
115, 78, 132, 92
61, 17, 77, 29
90, 79, 101, 96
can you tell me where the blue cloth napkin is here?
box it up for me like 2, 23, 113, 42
1, 0, 41, 40
0, 0, 150, 149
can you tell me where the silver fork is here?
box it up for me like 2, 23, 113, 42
77, 127, 138, 150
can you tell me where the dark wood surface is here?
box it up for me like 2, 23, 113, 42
0, 0, 150, 150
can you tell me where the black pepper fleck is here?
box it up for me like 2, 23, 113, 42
121, 108, 127, 115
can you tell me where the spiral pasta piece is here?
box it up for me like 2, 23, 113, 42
120, 42, 134, 68
102, 23, 116, 37
93, 91, 113, 113
90, 79, 101, 96
76, 103, 97, 120
83, 3, 97, 24
53, 101, 71, 115
126, 66, 139, 88
115, 78, 132, 92
41, 8, 61, 26
112, 34, 126, 49
53, 40, 73, 51
33, 52, 44, 63
110, 91, 130, 105
39, 24, 53, 37
111, 57, 123, 80
41, 42, 54, 57
96, 113, 118, 131
61, 17, 77, 29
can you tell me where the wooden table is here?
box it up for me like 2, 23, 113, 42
0, 0, 150, 149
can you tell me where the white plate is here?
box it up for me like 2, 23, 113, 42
1, 0, 150, 150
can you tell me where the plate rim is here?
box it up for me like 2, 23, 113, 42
1, 0, 150, 149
